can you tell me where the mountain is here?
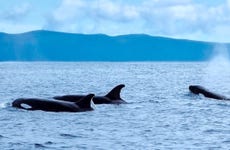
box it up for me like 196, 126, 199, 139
0, 30, 225, 61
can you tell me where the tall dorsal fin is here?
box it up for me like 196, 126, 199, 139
76, 94, 94, 108
105, 84, 125, 100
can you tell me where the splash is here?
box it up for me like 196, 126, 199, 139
202, 44, 230, 94
0, 102, 9, 109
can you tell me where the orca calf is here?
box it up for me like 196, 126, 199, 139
53, 84, 126, 104
189, 85, 230, 100
12, 94, 95, 112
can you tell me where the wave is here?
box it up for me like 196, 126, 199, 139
59, 133, 80, 138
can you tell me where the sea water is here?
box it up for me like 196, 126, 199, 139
0, 62, 230, 149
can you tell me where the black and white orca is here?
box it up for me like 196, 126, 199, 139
189, 85, 230, 101
12, 94, 95, 112
54, 84, 127, 104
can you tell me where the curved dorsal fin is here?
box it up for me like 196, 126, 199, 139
76, 94, 94, 108
105, 84, 125, 100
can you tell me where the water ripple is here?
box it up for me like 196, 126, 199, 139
59, 133, 81, 139
0, 62, 230, 149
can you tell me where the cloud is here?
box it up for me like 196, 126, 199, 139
143, 0, 230, 42
0, 2, 38, 33
0, 3, 31, 22
31, 0, 230, 42
44, 0, 141, 33
0, 22, 40, 33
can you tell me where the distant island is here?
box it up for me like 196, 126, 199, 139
0, 30, 225, 61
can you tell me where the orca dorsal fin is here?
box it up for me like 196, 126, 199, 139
76, 94, 94, 108
105, 84, 125, 100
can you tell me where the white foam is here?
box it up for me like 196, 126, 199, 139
0, 102, 8, 108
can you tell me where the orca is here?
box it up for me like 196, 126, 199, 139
53, 84, 126, 104
12, 94, 95, 112
189, 85, 230, 100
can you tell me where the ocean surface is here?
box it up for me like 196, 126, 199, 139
0, 61, 230, 149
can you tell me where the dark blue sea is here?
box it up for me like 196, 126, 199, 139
1, 61, 230, 149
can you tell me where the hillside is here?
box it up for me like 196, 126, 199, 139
0, 30, 221, 61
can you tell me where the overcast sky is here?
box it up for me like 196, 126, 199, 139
1, 0, 230, 42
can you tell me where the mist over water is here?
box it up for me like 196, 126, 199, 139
10, 32, 47, 61
202, 45, 230, 95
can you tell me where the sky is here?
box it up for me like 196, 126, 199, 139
0, 0, 230, 42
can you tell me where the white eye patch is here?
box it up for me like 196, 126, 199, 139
21, 103, 32, 109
